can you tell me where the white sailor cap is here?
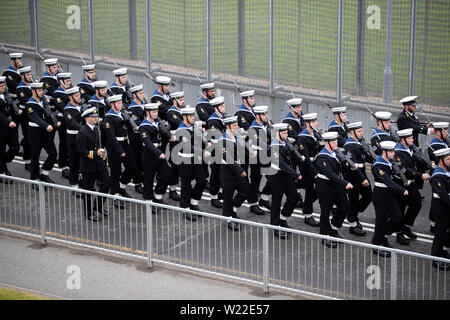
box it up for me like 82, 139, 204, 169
374, 111, 392, 120
287, 98, 302, 106
380, 140, 397, 151
331, 106, 347, 113
18, 66, 32, 74
30, 82, 44, 89
200, 82, 214, 90
322, 131, 339, 141
107, 94, 122, 103
144, 103, 159, 111
66, 86, 80, 95
129, 84, 144, 93
432, 122, 449, 130
400, 95, 418, 105
0, 76, 6, 83
93, 80, 108, 88
209, 96, 225, 107
253, 105, 268, 114
272, 123, 289, 131
347, 121, 363, 130
112, 67, 127, 76
9, 53, 23, 59
303, 113, 317, 122
44, 58, 58, 66
82, 64, 95, 71
240, 90, 255, 98
433, 147, 450, 158
155, 76, 171, 84
224, 116, 239, 125
81, 107, 98, 118
57, 72, 72, 80
169, 91, 184, 99
181, 107, 195, 115
397, 128, 414, 137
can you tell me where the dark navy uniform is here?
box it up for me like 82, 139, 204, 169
283, 112, 304, 140
166, 104, 183, 197
235, 104, 255, 131
3, 65, 22, 126
196, 95, 213, 124
64, 101, 83, 186
40, 71, 59, 106
151, 89, 171, 122
88, 93, 108, 120
397, 108, 428, 147
53, 85, 70, 170
16, 80, 32, 162
108, 81, 131, 109
0, 87, 19, 176
327, 120, 347, 148
127, 100, 145, 187
206, 111, 225, 201
428, 137, 448, 164
371, 127, 394, 155
78, 78, 96, 105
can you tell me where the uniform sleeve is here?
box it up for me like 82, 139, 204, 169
372, 165, 406, 195
52, 92, 67, 113
222, 140, 245, 177
237, 112, 251, 131
140, 126, 163, 158
278, 147, 301, 180
394, 151, 421, 180
316, 156, 348, 189
64, 109, 83, 130
102, 118, 125, 155
196, 103, 211, 123
26, 103, 49, 130
431, 176, 450, 207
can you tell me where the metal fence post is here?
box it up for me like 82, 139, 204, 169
88, 0, 95, 63
269, 0, 274, 94
337, 0, 343, 102
128, 0, 138, 60
383, 0, 393, 103
206, 0, 211, 82
38, 183, 46, 244
390, 251, 397, 300
33, 0, 41, 54
146, 0, 152, 73
262, 226, 269, 293
356, 0, 366, 96
408, 0, 416, 96
146, 203, 153, 268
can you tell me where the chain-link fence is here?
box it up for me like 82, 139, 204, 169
1, 0, 449, 106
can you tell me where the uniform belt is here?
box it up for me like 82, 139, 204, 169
44, 95, 52, 101
170, 130, 176, 135
179, 152, 194, 158
9, 93, 17, 98
356, 163, 365, 168
116, 136, 128, 141
67, 129, 79, 135
309, 157, 315, 161
433, 193, 450, 199
56, 112, 63, 117
28, 122, 39, 128
317, 173, 329, 181
153, 142, 161, 147
19, 104, 25, 109
374, 182, 387, 188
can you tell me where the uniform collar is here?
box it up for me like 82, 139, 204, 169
373, 155, 392, 168
64, 102, 81, 111
328, 120, 344, 129
168, 105, 181, 113
344, 136, 360, 146
128, 100, 143, 109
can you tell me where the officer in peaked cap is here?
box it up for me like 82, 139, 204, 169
429, 147, 450, 271
40, 58, 59, 105
196, 82, 215, 123
151, 75, 172, 122
0, 76, 20, 181
371, 140, 408, 257
268, 123, 301, 239
370, 111, 395, 155
78, 64, 97, 104
103, 94, 137, 208
235, 90, 256, 131
26, 82, 60, 184
109, 67, 132, 108
328, 106, 348, 148
53, 72, 73, 179
219, 115, 250, 231
77, 106, 111, 221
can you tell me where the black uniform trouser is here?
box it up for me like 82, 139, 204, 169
179, 163, 207, 208
209, 163, 221, 196
316, 189, 349, 236
130, 135, 143, 184
347, 184, 372, 224
396, 185, 421, 228
142, 157, 171, 200
56, 117, 68, 168
0, 128, 19, 173
107, 142, 137, 195
28, 127, 57, 180
431, 212, 450, 257
80, 168, 110, 218
372, 192, 404, 246
299, 172, 317, 216
19, 111, 31, 161
269, 176, 298, 226
67, 139, 80, 186
219, 169, 249, 218
247, 163, 264, 204
167, 142, 179, 187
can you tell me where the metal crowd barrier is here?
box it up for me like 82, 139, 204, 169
0, 174, 449, 300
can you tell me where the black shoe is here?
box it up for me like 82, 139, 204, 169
373, 248, 391, 258
134, 183, 144, 194
153, 198, 165, 204
184, 212, 198, 222
61, 168, 70, 179
258, 199, 271, 210
218, 192, 223, 201
403, 226, 417, 239
17, 150, 23, 157
120, 189, 132, 198
274, 229, 288, 239
25, 163, 31, 171
349, 225, 366, 236
250, 205, 264, 215
227, 221, 240, 231
169, 190, 180, 201
330, 229, 341, 239
189, 204, 200, 211
88, 215, 101, 222
114, 199, 125, 209
430, 225, 435, 234
279, 220, 291, 229
304, 216, 319, 227
432, 261, 450, 271
396, 233, 410, 246
40, 174, 54, 184
321, 238, 337, 249
211, 199, 223, 208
